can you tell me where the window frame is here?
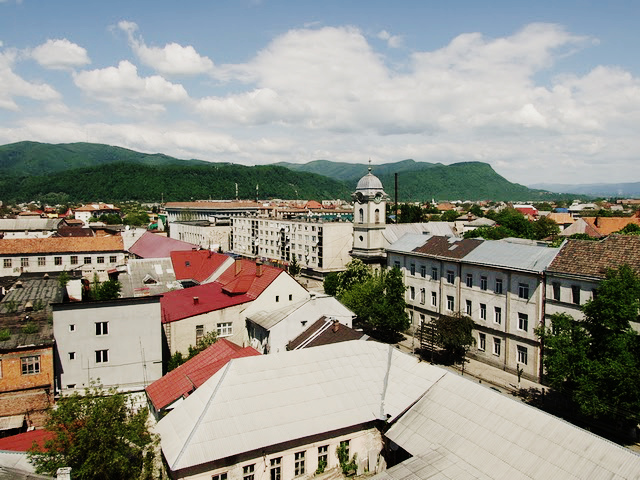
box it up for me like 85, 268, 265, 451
95, 321, 109, 336
571, 285, 581, 305
493, 338, 501, 356
465, 299, 472, 316
480, 276, 488, 291
494, 306, 502, 325
294, 451, 306, 476
517, 345, 528, 365
318, 445, 328, 470
431, 291, 437, 307
270, 457, 282, 480
479, 303, 487, 321
431, 267, 439, 281
446, 295, 454, 311
38, 256, 46, 267
478, 333, 486, 351
495, 278, 503, 294
465, 273, 473, 288
95, 349, 109, 363
518, 283, 529, 299
518, 313, 529, 332
446, 270, 455, 284
3, 258, 11, 269
217, 322, 233, 337
21, 355, 40, 375
70, 255, 78, 265
243, 464, 255, 480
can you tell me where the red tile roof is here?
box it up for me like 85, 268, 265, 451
0, 429, 53, 452
75, 203, 120, 212
129, 231, 199, 259
145, 339, 260, 411
171, 250, 230, 283
581, 217, 640, 236
0, 236, 123, 255
160, 259, 285, 323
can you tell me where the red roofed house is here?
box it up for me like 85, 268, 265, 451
161, 258, 308, 355
128, 231, 200, 259
74, 202, 120, 225
513, 204, 538, 219
170, 250, 234, 286
145, 338, 259, 419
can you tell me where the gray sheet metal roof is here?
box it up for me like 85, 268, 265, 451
378, 373, 640, 480
0, 218, 61, 232
383, 223, 454, 246
156, 341, 446, 473
120, 258, 180, 298
386, 233, 433, 254
463, 239, 560, 273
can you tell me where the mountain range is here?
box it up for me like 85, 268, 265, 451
0, 141, 585, 203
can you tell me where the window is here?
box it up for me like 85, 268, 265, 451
465, 299, 472, 315
97, 256, 105, 264
518, 313, 529, 331
552, 282, 560, 301
38, 257, 46, 267
294, 451, 305, 476
431, 291, 437, 307
95, 350, 109, 363
465, 273, 473, 288
410, 286, 415, 300
289, 294, 293, 301
69, 324, 75, 332
493, 338, 501, 356
393, 260, 400, 268
109, 255, 117, 263
196, 325, 204, 343
480, 303, 486, 320
270, 457, 282, 480
571, 285, 580, 305
211, 474, 227, 480
494, 307, 502, 324
243, 464, 255, 480
420, 288, 426, 304
339, 440, 350, 459
217, 322, 233, 337
446, 295, 454, 311
318, 445, 328, 470
420, 265, 426, 278
53, 256, 63, 266
478, 333, 486, 351
84, 256, 92, 264
480, 276, 488, 291
518, 283, 529, 299
495, 278, 503, 294
95, 322, 108, 336
3, 259, 11, 268
69, 352, 76, 360
358, 208, 364, 223
410, 264, 415, 275
21, 355, 40, 375
21, 257, 29, 267
431, 267, 438, 281
275, 295, 279, 302
517, 345, 528, 365
70, 255, 78, 265
446, 270, 455, 284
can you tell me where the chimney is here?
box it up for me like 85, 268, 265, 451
332, 319, 340, 333
256, 261, 263, 277
235, 258, 242, 275
193, 296, 199, 305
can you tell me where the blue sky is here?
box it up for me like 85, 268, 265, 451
1, 0, 639, 186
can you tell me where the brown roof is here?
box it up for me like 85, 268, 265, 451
546, 213, 574, 225
547, 235, 640, 279
412, 236, 483, 259
287, 317, 365, 350
0, 236, 124, 255
74, 203, 120, 212
581, 216, 640, 236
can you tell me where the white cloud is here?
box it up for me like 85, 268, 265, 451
0, 48, 61, 111
118, 20, 214, 76
31, 38, 90, 70
73, 60, 189, 113
377, 30, 403, 48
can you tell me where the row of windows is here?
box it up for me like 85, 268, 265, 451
196, 322, 234, 343
65, 350, 109, 363
211, 440, 348, 480
551, 282, 582, 305
68, 322, 109, 335
477, 334, 529, 364
3, 255, 118, 269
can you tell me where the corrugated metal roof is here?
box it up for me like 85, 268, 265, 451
383, 223, 454, 247
0, 218, 61, 232
463, 239, 560, 272
247, 295, 353, 330
386, 233, 432, 254
378, 373, 640, 480
156, 341, 445, 472
128, 231, 199, 259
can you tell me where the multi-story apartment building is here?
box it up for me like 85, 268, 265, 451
231, 217, 353, 276
387, 234, 560, 380
164, 201, 261, 224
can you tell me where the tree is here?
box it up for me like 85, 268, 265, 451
616, 223, 640, 235
87, 275, 122, 301
323, 272, 340, 296
532, 215, 560, 240
335, 259, 373, 297
398, 203, 424, 223
168, 331, 218, 371
28, 385, 156, 479
440, 210, 459, 222
288, 255, 301, 276
468, 204, 483, 217
537, 265, 640, 427
432, 313, 475, 364
339, 267, 409, 342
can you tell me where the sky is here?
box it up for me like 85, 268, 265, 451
1, 0, 639, 186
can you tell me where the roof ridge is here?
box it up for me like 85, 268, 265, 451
172, 359, 234, 470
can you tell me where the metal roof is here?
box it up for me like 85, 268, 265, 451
383, 223, 454, 247
156, 341, 446, 473
0, 218, 61, 232
120, 257, 181, 298
462, 238, 560, 272
386, 233, 432, 254
377, 373, 640, 480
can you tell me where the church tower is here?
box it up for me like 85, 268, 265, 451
351, 163, 388, 265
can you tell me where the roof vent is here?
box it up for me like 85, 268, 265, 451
193, 296, 199, 305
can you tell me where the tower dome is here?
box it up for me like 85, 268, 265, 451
353, 163, 387, 201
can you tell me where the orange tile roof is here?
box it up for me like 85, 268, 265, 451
581, 217, 640, 236
74, 203, 120, 212
547, 213, 574, 224
0, 236, 124, 255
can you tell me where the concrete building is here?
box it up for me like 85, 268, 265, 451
169, 220, 230, 251
0, 218, 62, 239
164, 201, 261, 224
52, 296, 163, 394
386, 234, 560, 380
73, 203, 120, 225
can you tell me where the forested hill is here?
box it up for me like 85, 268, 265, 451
0, 141, 567, 203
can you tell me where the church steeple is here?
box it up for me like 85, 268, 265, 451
351, 163, 388, 264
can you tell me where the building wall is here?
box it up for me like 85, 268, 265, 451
170, 223, 230, 251
544, 274, 596, 322
388, 250, 543, 380
53, 298, 163, 393
0, 345, 54, 427
174, 425, 383, 480
0, 251, 126, 279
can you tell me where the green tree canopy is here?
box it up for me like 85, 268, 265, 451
398, 203, 425, 223
537, 265, 640, 426
28, 385, 156, 479
432, 313, 476, 364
